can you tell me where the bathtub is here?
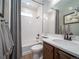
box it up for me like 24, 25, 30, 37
22, 39, 42, 56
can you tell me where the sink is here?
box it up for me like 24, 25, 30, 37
52, 39, 79, 47
52, 39, 70, 44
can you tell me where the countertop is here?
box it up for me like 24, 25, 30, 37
42, 34, 79, 58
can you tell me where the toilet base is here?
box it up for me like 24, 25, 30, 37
33, 54, 40, 59
40, 56, 43, 59
33, 53, 43, 59
31, 44, 43, 59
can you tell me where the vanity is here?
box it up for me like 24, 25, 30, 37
43, 35, 79, 59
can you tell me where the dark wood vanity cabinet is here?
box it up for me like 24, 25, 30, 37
56, 50, 71, 59
43, 42, 54, 59
43, 42, 78, 59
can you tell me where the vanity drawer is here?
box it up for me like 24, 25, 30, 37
43, 42, 79, 59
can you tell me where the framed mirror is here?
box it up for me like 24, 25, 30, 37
0, 0, 4, 17
63, 12, 79, 25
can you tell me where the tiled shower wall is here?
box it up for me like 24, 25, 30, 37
21, 6, 42, 47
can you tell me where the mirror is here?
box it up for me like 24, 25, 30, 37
0, 0, 4, 17
42, 0, 59, 35
42, 0, 79, 35
58, 0, 79, 35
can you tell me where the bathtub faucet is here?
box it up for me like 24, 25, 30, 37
36, 34, 40, 39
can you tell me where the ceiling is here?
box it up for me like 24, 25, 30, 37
21, 0, 79, 13
47, 0, 79, 9
53, 0, 79, 12
21, 0, 45, 10
42, 0, 79, 13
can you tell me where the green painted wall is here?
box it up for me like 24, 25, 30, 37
53, 0, 79, 35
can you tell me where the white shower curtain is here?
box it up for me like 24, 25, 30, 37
0, 21, 4, 59
0, 20, 14, 59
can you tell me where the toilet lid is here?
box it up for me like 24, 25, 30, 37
31, 44, 43, 50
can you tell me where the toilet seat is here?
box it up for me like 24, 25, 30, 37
31, 44, 43, 52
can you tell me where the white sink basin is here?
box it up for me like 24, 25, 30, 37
52, 39, 79, 46
51, 39, 79, 58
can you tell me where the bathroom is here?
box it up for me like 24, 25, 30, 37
0, 0, 79, 59
21, 0, 79, 59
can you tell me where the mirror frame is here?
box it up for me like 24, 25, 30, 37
63, 12, 79, 25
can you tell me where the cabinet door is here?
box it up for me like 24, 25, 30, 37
54, 48, 60, 59
71, 57, 78, 59
43, 42, 54, 59
58, 50, 71, 59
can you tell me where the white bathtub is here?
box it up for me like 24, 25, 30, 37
22, 39, 42, 55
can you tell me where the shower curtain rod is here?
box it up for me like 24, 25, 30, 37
32, 0, 44, 5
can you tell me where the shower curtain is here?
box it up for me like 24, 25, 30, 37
10, 0, 22, 59
0, 20, 14, 59
0, 21, 4, 59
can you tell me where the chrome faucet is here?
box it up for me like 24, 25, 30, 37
64, 24, 73, 41
64, 32, 73, 41
68, 32, 73, 40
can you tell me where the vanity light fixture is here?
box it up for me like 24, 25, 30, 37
68, 7, 79, 17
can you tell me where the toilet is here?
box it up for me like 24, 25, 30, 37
31, 44, 43, 59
